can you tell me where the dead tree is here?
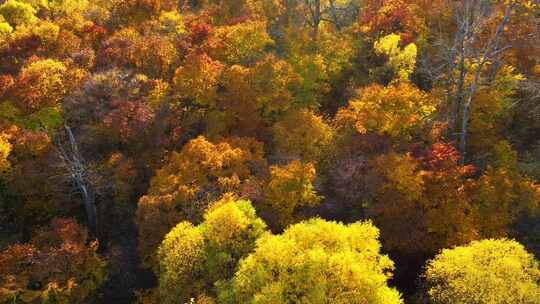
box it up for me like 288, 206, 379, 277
436, 0, 515, 163
458, 2, 514, 164
55, 124, 98, 238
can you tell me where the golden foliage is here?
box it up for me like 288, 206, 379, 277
336, 82, 437, 138
212, 20, 273, 64
425, 239, 540, 304
272, 109, 334, 162
136, 136, 265, 268
263, 160, 321, 228
374, 33, 417, 81
229, 219, 403, 304
172, 52, 224, 106
156, 194, 266, 303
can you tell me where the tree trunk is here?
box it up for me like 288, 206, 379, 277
57, 125, 99, 239
312, 0, 321, 40
459, 102, 470, 165
80, 183, 98, 237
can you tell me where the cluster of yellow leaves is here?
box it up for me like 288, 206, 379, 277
263, 160, 321, 228
136, 136, 265, 267
367, 153, 428, 252
317, 28, 356, 78
158, 10, 185, 35
149, 136, 264, 197
272, 109, 334, 162
30, 20, 59, 43
287, 51, 330, 108
0, 0, 37, 26
0, 131, 12, 175
147, 78, 170, 108
464, 140, 539, 239
157, 194, 267, 303
220, 55, 300, 114
467, 66, 523, 156
230, 219, 403, 304
40, 0, 88, 16
157, 221, 206, 303
372, 153, 424, 202
14, 59, 69, 113
0, 15, 13, 37
374, 33, 417, 81
425, 239, 540, 304
336, 82, 437, 138
212, 20, 273, 64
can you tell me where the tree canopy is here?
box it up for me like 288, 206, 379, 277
1, 0, 539, 302
425, 239, 540, 304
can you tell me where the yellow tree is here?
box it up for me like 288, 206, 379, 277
156, 194, 267, 303
366, 152, 428, 253
272, 109, 333, 162
14, 59, 83, 113
367, 146, 479, 254
0, 130, 12, 175
373, 33, 417, 81
262, 160, 321, 229
211, 20, 273, 64
227, 219, 403, 304
136, 136, 265, 267
0, 0, 37, 26
425, 239, 540, 304
210, 55, 301, 137
335, 82, 437, 139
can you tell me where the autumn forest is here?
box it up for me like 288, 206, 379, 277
0, 0, 539, 303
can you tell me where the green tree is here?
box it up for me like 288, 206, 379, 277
226, 218, 403, 304
425, 239, 540, 304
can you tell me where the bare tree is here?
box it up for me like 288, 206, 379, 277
55, 124, 98, 238
429, 0, 516, 163
458, 2, 514, 164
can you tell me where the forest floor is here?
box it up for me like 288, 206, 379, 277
91, 201, 148, 304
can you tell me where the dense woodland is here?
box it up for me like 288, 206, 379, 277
0, 0, 539, 303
